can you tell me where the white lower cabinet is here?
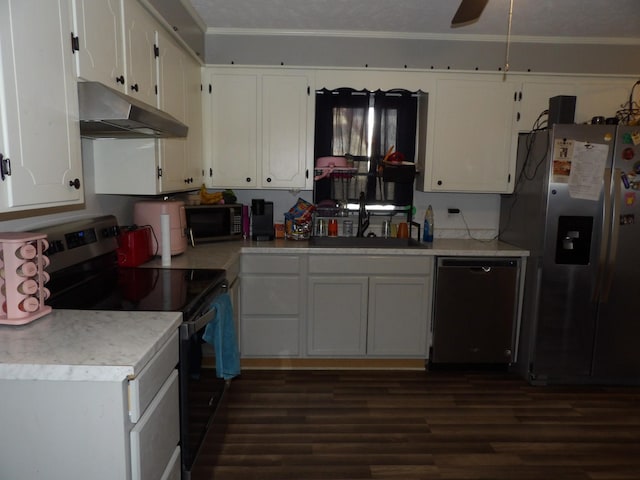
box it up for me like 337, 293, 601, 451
307, 255, 432, 357
0, 330, 179, 480
240, 254, 304, 357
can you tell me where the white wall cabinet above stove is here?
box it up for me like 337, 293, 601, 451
0, 0, 84, 213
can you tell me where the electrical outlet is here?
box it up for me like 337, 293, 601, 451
447, 208, 460, 215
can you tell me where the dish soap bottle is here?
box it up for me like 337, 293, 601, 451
423, 205, 434, 243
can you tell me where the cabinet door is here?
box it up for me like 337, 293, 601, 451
240, 274, 300, 357
123, 0, 158, 107
205, 71, 259, 188
71, 0, 125, 88
185, 59, 204, 186
367, 276, 429, 356
156, 30, 189, 192
516, 80, 576, 132
307, 276, 368, 356
0, 0, 83, 212
429, 77, 517, 193
261, 72, 311, 189
574, 80, 632, 124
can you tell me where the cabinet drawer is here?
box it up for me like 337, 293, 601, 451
242, 254, 300, 274
130, 370, 180, 480
241, 276, 300, 315
129, 330, 179, 423
309, 255, 433, 275
160, 446, 181, 480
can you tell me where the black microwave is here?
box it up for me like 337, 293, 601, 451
185, 204, 243, 246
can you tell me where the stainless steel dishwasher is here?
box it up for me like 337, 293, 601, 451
430, 257, 520, 366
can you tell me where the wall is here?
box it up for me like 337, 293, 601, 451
204, 33, 640, 75
231, 188, 500, 240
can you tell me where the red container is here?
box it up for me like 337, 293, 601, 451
117, 226, 153, 267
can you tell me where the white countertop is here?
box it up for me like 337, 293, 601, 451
0, 310, 181, 382
144, 237, 528, 271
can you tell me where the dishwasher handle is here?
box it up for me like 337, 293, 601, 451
438, 258, 518, 269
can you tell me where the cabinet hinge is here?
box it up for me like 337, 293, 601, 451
155, 85, 158, 95
508, 173, 512, 183
157, 167, 163, 178
208, 84, 212, 94
70, 33, 79, 53
0, 154, 11, 181
307, 86, 310, 96
305, 169, 309, 179
154, 44, 160, 58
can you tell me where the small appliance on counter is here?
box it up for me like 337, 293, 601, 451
184, 203, 243, 246
251, 199, 274, 241
133, 199, 187, 255
116, 225, 153, 266
0, 232, 52, 325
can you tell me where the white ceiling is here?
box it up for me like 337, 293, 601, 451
187, 0, 640, 42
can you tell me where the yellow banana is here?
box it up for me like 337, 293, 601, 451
199, 185, 224, 204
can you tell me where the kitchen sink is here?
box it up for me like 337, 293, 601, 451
309, 236, 425, 248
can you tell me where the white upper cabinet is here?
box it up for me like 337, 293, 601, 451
514, 80, 577, 132
0, 0, 83, 213
204, 69, 259, 188
71, 0, 125, 89
122, 0, 158, 107
574, 79, 633, 124
85, 2, 203, 195
422, 75, 518, 194
261, 72, 313, 189
203, 67, 313, 190
156, 28, 192, 192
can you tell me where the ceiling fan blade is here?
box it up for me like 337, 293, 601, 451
451, 0, 489, 27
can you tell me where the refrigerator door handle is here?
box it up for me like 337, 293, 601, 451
601, 168, 622, 303
593, 167, 612, 303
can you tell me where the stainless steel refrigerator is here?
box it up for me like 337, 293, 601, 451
500, 124, 640, 385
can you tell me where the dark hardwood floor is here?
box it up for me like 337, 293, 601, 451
191, 369, 640, 480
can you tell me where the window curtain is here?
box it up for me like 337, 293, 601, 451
314, 88, 418, 163
314, 88, 369, 159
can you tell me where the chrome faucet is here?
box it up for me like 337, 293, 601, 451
356, 191, 369, 237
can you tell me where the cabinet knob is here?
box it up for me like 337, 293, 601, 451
246, 177, 251, 183
130, 83, 139, 92
116, 75, 125, 85
266, 177, 272, 183
437, 180, 443, 186
69, 178, 81, 190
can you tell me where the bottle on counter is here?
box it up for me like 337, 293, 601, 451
423, 205, 434, 243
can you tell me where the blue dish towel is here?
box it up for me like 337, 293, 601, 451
202, 292, 241, 380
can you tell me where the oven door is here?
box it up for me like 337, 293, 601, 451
179, 306, 229, 476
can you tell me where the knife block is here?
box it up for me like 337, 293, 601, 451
0, 233, 52, 325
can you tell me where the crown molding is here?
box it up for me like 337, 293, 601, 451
205, 27, 640, 46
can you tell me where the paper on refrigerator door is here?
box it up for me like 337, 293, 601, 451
568, 141, 609, 201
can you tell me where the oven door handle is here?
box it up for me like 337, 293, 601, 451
181, 306, 217, 339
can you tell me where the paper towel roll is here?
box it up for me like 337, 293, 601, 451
160, 214, 171, 266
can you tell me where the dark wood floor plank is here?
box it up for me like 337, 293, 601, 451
190, 370, 640, 480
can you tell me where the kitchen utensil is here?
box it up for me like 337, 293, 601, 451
328, 219, 338, 237
316, 219, 327, 236
397, 222, 409, 239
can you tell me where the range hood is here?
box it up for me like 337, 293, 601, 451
78, 81, 188, 138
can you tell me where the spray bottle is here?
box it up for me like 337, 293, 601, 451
423, 205, 434, 243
